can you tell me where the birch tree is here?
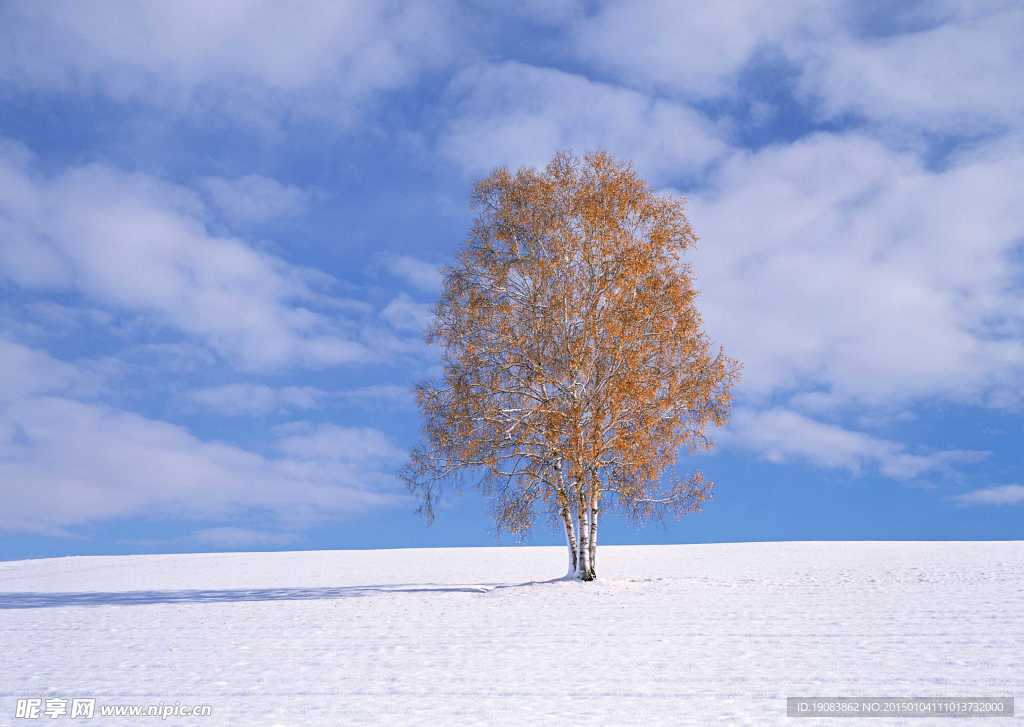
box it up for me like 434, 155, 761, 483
403, 151, 739, 581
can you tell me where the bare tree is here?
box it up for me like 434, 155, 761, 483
403, 151, 739, 580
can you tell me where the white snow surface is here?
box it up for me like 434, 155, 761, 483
1, 542, 1022, 726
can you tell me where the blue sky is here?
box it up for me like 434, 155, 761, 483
0, 1, 1021, 560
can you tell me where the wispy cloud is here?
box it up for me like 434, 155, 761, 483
954, 484, 1024, 506
439, 61, 727, 183
689, 133, 1024, 408
188, 384, 327, 417
200, 175, 313, 225
797, 4, 1024, 133
273, 422, 406, 463
0, 340, 406, 535
570, 0, 826, 99
189, 527, 297, 548
0, 1, 457, 124
568, 1, 1022, 136
0, 339, 83, 403
379, 294, 435, 334
727, 408, 987, 479
0, 394, 406, 535
381, 255, 443, 294
188, 382, 415, 417
0, 144, 370, 370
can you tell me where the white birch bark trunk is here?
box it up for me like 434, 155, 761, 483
555, 461, 577, 578
575, 484, 594, 580
588, 486, 599, 578
560, 498, 577, 578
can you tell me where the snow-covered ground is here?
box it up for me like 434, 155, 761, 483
1, 542, 1021, 725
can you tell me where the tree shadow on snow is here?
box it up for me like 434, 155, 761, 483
0, 578, 567, 609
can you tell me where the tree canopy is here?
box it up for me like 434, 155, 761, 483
403, 151, 739, 580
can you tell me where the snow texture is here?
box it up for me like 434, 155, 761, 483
1, 542, 1021, 725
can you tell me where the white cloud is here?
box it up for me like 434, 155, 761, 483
0, 342, 406, 535
496, 0, 583, 25
200, 175, 312, 225
273, 423, 405, 463
121, 341, 220, 373
0, 144, 370, 370
439, 62, 726, 183
727, 408, 986, 479
0, 395, 404, 535
0, 339, 82, 403
189, 527, 296, 547
337, 384, 415, 409
22, 301, 114, 330
382, 255, 443, 293
571, 0, 826, 98
188, 382, 415, 417
569, 2, 1022, 135
954, 484, 1024, 506
0, 1, 456, 123
797, 5, 1024, 133
380, 294, 435, 333
188, 384, 326, 417
688, 132, 1024, 408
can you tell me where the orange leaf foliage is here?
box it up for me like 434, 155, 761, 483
404, 151, 740, 534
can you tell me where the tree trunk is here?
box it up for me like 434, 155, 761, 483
555, 461, 577, 578
588, 485, 599, 579
575, 483, 595, 581
559, 496, 577, 578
